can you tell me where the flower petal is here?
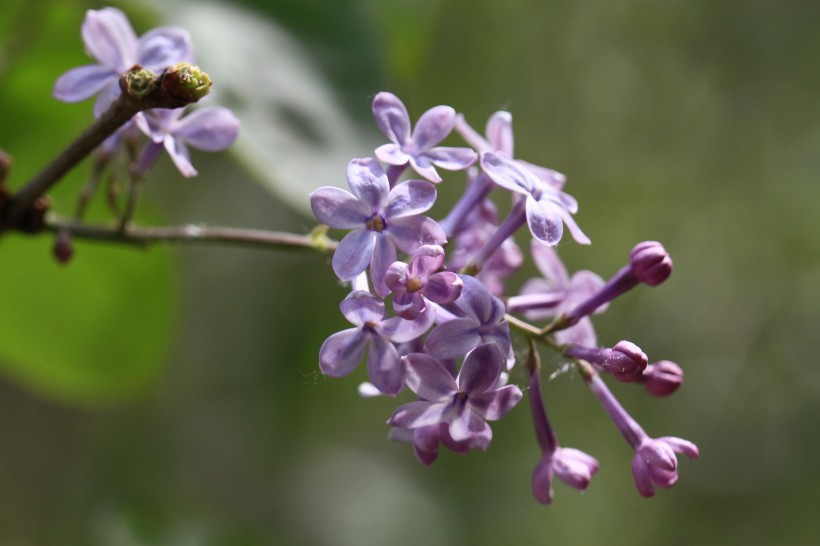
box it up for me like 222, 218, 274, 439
367, 333, 403, 395
380, 305, 436, 343
386, 180, 437, 219
659, 437, 700, 460
164, 137, 197, 177
309, 187, 371, 229
370, 234, 397, 298
424, 272, 462, 305
458, 343, 503, 394
558, 206, 591, 245
319, 327, 368, 378
552, 448, 599, 490
424, 318, 480, 360
425, 147, 478, 171
332, 229, 376, 281
470, 384, 523, 421
346, 158, 389, 212
138, 26, 193, 70
481, 152, 533, 194
384, 261, 410, 292
372, 92, 411, 145
82, 8, 137, 70
631, 456, 656, 497
388, 401, 448, 429
412, 105, 456, 150
526, 195, 564, 246
408, 154, 442, 183
532, 454, 555, 505
485, 111, 514, 156
172, 107, 239, 151
387, 216, 446, 254
409, 245, 445, 277
339, 290, 384, 326
448, 406, 492, 446
403, 352, 459, 401
530, 240, 570, 288
52, 65, 114, 103
374, 143, 410, 166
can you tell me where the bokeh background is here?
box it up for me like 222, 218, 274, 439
1, 0, 819, 544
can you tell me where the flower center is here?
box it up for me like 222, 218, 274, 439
406, 277, 424, 293
366, 216, 385, 232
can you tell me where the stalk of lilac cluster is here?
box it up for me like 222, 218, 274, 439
463, 199, 527, 273
584, 370, 698, 497
547, 241, 673, 333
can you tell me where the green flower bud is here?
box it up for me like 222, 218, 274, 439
160, 62, 212, 106
122, 65, 157, 99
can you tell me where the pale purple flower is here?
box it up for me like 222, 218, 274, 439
372, 92, 477, 183
389, 422, 474, 466
134, 106, 239, 177
425, 275, 511, 360
587, 373, 698, 497
388, 344, 523, 449
455, 111, 566, 190
507, 242, 606, 319
53, 7, 193, 116
319, 291, 435, 395
481, 151, 589, 246
384, 245, 463, 319
309, 158, 446, 296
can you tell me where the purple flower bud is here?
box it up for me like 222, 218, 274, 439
53, 231, 74, 265
632, 436, 699, 497
630, 241, 672, 286
565, 341, 647, 383
641, 360, 684, 396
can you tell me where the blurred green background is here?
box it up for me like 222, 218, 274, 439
1, 0, 819, 544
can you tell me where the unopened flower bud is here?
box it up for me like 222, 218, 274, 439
160, 63, 212, 106
641, 360, 684, 396
630, 241, 672, 286
565, 340, 647, 383
53, 230, 74, 265
121, 65, 157, 99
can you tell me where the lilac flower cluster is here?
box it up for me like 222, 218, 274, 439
53, 8, 239, 179
312, 92, 698, 504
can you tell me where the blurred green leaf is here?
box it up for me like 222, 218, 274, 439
0, 0, 178, 405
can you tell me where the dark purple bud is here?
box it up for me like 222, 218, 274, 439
53, 231, 74, 265
605, 341, 648, 383
630, 241, 672, 286
641, 360, 684, 396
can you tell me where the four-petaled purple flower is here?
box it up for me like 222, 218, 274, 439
310, 158, 446, 296
319, 291, 435, 395
425, 275, 512, 361
481, 151, 590, 246
388, 344, 523, 449
385, 245, 463, 319
372, 92, 477, 183
134, 106, 240, 177
53, 7, 193, 116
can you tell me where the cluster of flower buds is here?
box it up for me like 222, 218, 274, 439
53, 8, 240, 182
312, 92, 698, 503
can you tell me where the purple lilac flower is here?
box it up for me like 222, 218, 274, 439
310, 158, 446, 296
425, 275, 512, 361
507, 242, 605, 319
528, 353, 598, 504
389, 422, 475, 466
53, 7, 193, 116
388, 344, 523, 449
384, 245, 463, 319
480, 152, 589, 246
586, 373, 698, 497
319, 291, 435, 395
640, 360, 684, 397
455, 111, 566, 189
372, 92, 477, 183
560, 241, 673, 328
134, 106, 239, 177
